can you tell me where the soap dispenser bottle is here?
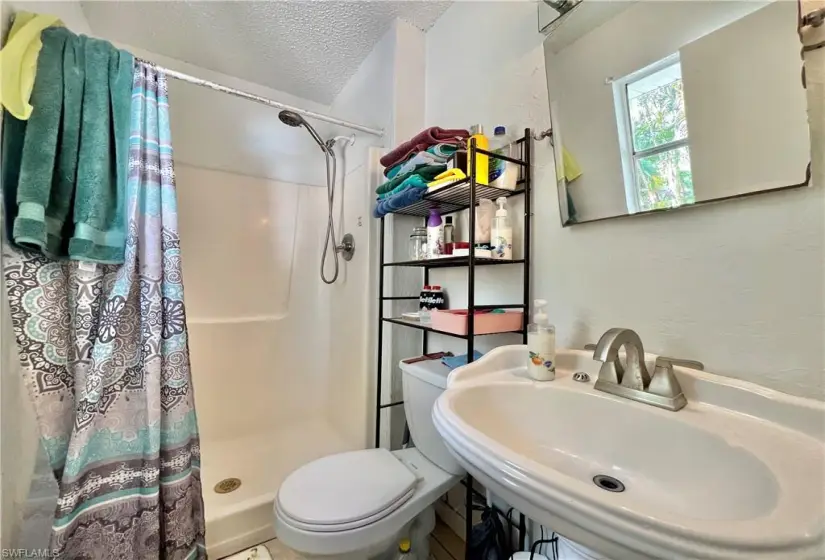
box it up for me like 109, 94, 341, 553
491, 197, 512, 260
527, 299, 556, 381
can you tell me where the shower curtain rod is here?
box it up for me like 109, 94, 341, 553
136, 58, 385, 137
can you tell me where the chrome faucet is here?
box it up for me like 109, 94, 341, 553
592, 328, 687, 411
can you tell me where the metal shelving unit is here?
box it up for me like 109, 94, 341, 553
374, 129, 532, 558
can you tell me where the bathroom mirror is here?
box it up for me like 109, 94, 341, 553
544, 1, 811, 225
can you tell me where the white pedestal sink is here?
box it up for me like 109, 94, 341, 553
433, 346, 825, 559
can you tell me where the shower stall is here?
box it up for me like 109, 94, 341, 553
166, 81, 380, 556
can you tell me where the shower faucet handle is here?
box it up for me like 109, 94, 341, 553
336, 233, 355, 262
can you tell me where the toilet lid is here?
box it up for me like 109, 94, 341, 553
277, 448, 418, 531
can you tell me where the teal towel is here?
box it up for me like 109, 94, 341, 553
69, 36, 133, 263
375, 164, 446, 196
10, 28, 133, 264
2, 111, 27, 246
386, 143, 459, 179
12, 28, 69, 256
376, 174, 430, 200
442, 351, 484, 370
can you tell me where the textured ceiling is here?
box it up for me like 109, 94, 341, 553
82, 1, 450, 105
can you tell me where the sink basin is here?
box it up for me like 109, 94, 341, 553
433, 346, 825, 559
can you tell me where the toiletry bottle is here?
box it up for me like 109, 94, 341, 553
491, 197, 512, 260
426, 210, 443, 258
467, 125, 489, 186
444, 217, 454, 255
419, 285, 432, 324
429, 285, 446, 315
489, 126, 519, 190
475, 198, 494, 248
527, 299, 556, 381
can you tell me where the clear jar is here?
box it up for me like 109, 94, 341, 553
409, 227, 427, 260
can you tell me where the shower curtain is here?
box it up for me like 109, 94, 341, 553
3, 63, 206, 558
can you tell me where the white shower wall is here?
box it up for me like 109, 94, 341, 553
176, 165, 334, 435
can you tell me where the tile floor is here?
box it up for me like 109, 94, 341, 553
263, 539, 305, 559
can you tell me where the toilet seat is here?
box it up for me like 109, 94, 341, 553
276, 448, 418, 532
275, 448, 461, 557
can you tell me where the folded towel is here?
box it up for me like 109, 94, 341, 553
442, 351, 484, 370
10, 28, 133, 263
386, 143, 459, 178
429, 143, 460, 160
377, 174, 430, 200
373, 184, 428, 218
375, 164, 446, 196
380, 127, 469, 169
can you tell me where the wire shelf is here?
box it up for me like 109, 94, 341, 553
390, 179, 526, 218
384, 257, 526, 268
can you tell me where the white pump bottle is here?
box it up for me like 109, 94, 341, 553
527, 299, 556, 381
491, 197, 512, 260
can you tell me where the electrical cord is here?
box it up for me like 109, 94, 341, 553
540, 526, 545, 556
506, 507, 515, 553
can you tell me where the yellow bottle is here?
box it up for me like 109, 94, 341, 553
467, 125, 489, 185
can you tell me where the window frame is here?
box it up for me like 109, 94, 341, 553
612, 53, 689, 213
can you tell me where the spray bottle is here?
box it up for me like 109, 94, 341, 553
527, 299, 556, 381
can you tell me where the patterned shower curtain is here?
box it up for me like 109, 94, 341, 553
3, 63, 206, 558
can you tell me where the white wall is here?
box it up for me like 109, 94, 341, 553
425, 1, 824, 401
682, 1, 809, 199
386, 20, 429, 450
327, 23, 396, 449
328, 19, 428, 450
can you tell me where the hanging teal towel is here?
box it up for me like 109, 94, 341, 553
9, 27, 133, 263
1, 111, 27, 246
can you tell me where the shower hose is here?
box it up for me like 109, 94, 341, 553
321, 143, 339, 285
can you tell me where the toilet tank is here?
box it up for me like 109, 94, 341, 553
399, 360, 464, 475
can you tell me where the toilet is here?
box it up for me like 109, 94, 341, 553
274, 359, 464, 558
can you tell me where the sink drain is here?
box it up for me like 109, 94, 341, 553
593, 474, 625, 493
214, 478, 242, 494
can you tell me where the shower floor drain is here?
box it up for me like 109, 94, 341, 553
214, 477, 242, 494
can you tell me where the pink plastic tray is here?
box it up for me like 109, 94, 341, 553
430, 309, 524, 335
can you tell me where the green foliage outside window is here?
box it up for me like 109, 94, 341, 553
628, 79, 695, 210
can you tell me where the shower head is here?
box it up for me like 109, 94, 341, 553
278, 110, 329, 153
278, 110, 304, 127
